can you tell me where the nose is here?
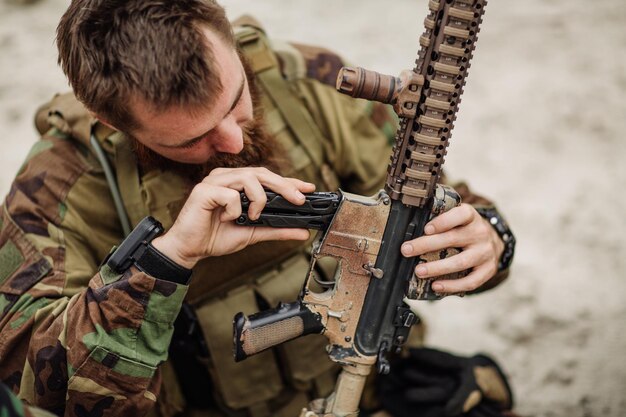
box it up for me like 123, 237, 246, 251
212, 115, 244, 154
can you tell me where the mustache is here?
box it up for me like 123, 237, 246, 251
130, 109, 289, 185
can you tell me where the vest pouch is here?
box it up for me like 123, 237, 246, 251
194, 286, 284, 412
149, 360, 186, 417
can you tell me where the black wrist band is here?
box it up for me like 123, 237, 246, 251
106, 216, 192, 285
134, 243, 192, 285
475, 207, 516, 271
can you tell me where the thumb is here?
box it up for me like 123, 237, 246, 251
248, 228, 311, 245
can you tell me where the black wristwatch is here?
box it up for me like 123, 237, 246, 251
106, 216, 192, 285
475, 207, 516, 272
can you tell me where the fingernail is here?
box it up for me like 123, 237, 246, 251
401, 243, 413, 256
416, 266, 427, 276
432, 283, 444, 291
296, 191, 305, 200
424, 224, 435, 235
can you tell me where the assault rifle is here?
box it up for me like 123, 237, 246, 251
234, 1, 488, 415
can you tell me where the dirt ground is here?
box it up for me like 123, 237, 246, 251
1, 0, 625, 416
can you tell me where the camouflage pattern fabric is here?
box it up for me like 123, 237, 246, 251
0, 381, 30, 417
0, 381, 56, 417
0, 25, 508, 417
0, 118, 188, 415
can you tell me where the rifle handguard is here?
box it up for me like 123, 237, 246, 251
233, 301, 324, 362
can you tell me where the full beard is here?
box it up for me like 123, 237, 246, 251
130, 59, 290, 185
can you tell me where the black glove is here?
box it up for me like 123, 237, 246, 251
377, 347, 514, 417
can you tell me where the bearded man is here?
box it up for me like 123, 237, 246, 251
0, 1, 515, 416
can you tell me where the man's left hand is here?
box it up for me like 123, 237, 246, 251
400, 204, 504, 293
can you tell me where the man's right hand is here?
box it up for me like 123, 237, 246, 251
152, 167, 315, 269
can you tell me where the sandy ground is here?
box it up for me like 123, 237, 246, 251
1, 0, 625, 416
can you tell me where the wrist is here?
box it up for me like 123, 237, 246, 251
151, 234, 198, 270
105, 217, 194, 285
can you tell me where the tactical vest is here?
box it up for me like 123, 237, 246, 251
81, 21, 342, 417
30, 17, 436, 415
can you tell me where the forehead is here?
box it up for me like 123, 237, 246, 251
132, 29, 245, 141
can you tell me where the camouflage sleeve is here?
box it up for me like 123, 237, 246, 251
0, 381, 56, 417
0, 133, 188, 416
289, 43, 396, 196
0, 381, 31, 417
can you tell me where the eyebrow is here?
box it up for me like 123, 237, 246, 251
166, 72, 246, 149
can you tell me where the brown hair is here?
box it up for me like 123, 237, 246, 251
132, 54, 290, 183
56, 0, 235, 133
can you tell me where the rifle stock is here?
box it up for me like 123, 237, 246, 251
234, 0, 489, 414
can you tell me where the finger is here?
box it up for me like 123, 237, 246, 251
214, 188, 244, 222
190, 183, 240, 215
414, 248, 486, 278
424, 204, 475, 235
241, 173, 314, 216
251, 168, 311, 205
205, 169, 292, 218
246, 177, 315, 219
431, 262, 495, 293
402, 228, 468, 257
249, 227, 311, 245
207, 170, 266, 219
208, 167, 310, 206
241, 180, 268, 221
285, 177, 316, 194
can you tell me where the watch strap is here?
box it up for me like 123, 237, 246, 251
475, 207, 516, 272
134, 242, 192, 285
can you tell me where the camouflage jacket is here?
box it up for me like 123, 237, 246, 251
0, 23, 508, 417
1, 381, 56, 417
0, 34, 401, 417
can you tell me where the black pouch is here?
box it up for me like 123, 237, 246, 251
169, 303, 214, 409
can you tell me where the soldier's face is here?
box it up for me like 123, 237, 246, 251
129, 28, 254, 165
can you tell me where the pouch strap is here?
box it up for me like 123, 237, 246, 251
236, 25, 326, 172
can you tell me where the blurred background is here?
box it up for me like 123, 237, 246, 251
1, 0, 625, 416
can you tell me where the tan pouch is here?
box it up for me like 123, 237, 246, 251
254, 254, 337, 393
194, 286, 284, 411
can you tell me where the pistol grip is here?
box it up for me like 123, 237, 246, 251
233, 301, 324, 362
